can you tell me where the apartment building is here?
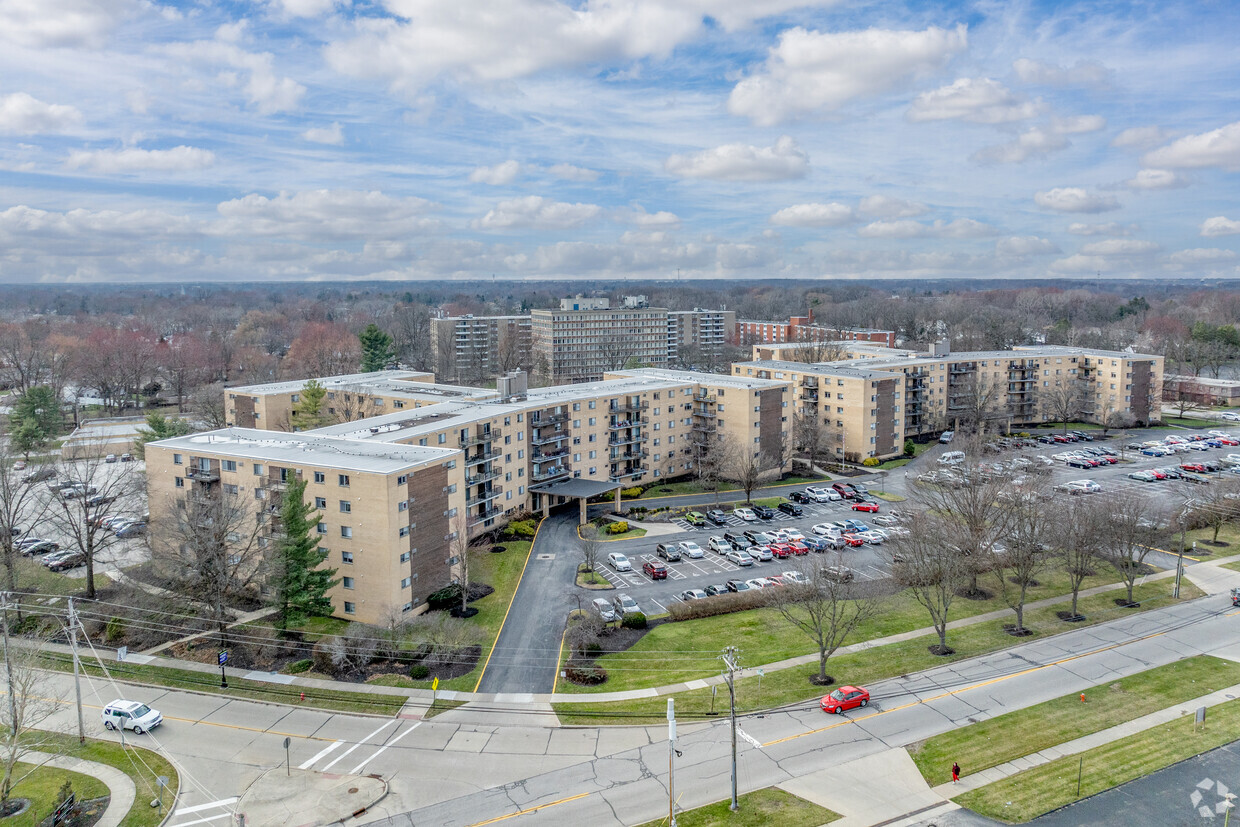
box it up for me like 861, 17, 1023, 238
430, 314, 532, 384
145, 430, 463, 626
530, 298, 671, 383
224, 370, 498, 431
736, 312, 895, 348
667, 309, 738, 364
1164, 374, 1240, 406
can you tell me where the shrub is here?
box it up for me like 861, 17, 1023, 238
502, 518, 539, 539
409, 664, 430, 680
620, 611, 647, 629
862, 457, 881, 467
427, 583, 463, 611
564, 658, 608, 685
606, 521, 630, 535
310, 636, 340, 674
667, 590, 769, 621
104, 616, 125, 644
621, 487, 643, 499
903, 439, 916, 457
287, 658, 312, 674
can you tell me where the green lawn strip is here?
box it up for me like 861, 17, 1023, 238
636, 476, 824, 500
553, 580, 1195, 725
4, 761, 109, 827
909, 655, 1240, 784
596, 526, 648, 540
869, 491, 907, 502
1222, 561, 1240, 574
954, 698, 1240, 823
1187, 522, 1240, 555
557, 568, 1137, 695
13, 556, 113, 596
1163, 416, 1218, 428
35, 650, 405, 716
25, 732, 179, 827
633, 787, 841, 827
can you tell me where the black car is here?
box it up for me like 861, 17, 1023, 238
1071, 431, 1094, 442
705, 584, 730, 596
752, 505, 774, 520
778, 501, 803, 516
725, 579, 752, 593
788, 491, 811, 504
1038, 435, 1056, 444
743, 529, 765, 545
705, 509, 728, 526
21, 540, 60, 556
723, 531, 743, 546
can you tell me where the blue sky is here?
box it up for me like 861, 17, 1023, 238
0, 0, 1237, 282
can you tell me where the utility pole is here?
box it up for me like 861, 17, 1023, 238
1175, 505, 1189, 599
1, 593, 18, 738
667, 698, 677, 827
721, 645, 740, 812
68, 598, 85, 744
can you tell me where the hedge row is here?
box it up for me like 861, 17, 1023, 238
667, 590, 770, 621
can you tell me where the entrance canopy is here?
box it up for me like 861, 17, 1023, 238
528, 478, 623, 524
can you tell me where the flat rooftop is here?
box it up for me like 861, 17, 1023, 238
150, 428, 458, 473
225, 370, 498, 403
735, 360, 902, 380
606, 368, 788, 390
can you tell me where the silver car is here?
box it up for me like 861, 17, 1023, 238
592, 597, 618, 622
726, 550, 755, 567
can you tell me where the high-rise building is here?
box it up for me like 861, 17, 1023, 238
430, 314, 532, 384
530, 298, 671, 383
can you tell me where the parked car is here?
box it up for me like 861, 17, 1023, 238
120, 453, 134, 462
104, 454, 118, 463
20, 539, 60, 556
1128, 470, 1158, 482
746, 545, 773, 562
12, 460, 26, 471
592, 597, 618, 622
726, 550, 755, 567
820, 685, 870, 714
939, 430, 955, 444
733, 507, 757, 522
787, 491, 811, 504
811, 522, 838, 536
607, 552, 632, 572
851, 501, 879, 513
783, 528, 805, 542
752, 505, 775, 520
613, 593, 640, 615
59, 484, 98, 500
41, 549, 80, 568
679, 589, 708, 601
745, 578, 770, 590
677, 540, 705, 559
21, 467, 56, 484
782, 570, 810, 585
655, 543, 683, 562
744, 530, 777, 546
85, 493, 118, 508
115, 522, 147, 539
643, 560, 669, 580
101, 700, 163, 734
725, 579, 752, 592
722, 531, 744, 547
684, 511, 706, 527
704, 584, 730, 596
831, 483, 856, 499
708, 536, 733, 554
805, 486, 841, 502
778, 501, 803, 516
801, 537, 831, 552
705, 509, 728, 526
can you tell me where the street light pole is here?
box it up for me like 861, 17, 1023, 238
68, 598, 85, 744
1, 593, 18, 738
721, 646, 740, 812
667, 698, 677, 827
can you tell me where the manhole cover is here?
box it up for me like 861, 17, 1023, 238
536, 553, 556, 560
348, 787, 359, 794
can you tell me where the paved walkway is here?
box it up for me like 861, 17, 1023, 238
24, 749, 137, 827
142, 606, 276, 655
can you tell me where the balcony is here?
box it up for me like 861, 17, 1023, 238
801, 377, 819, 388
609, 466, 645, 481
468, 506, 502, 525
949, 363, 977, 374
608, 432, 644, 447
610, 450, 649, 461
530, 428, 568, 446
187, 467, 219, 484
464, 449, 500, 466
465, 468, 501, 486
532, 466, 571, 483
694, 392, 717, 404
459, 429, 501, 448
609, 400, 649, 415
531, 412, 568, 427
607, 419, 636, 431
692, 421, 717, 433
532, 446, 569, 462
466, 487, 502, 505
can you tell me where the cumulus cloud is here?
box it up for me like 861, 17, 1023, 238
996, 236, 1059, 256
1142, 121, 1240, 170
469, 160, 521, 185
1201, 216, 1240, 237
858, 218, 996, 239
0, 204, 196, 240
972, 127, 1068, 164
547, 163, 599, 182
0, 0, 133, 48
66, 145, 216, 173
1068, 222, 1128, 236
625, 206, 680, 228
1052, 115, 1106, 134
475, 195, 601, 230
1034, 187, 1120, 213
0, 92, 83, 135
857, 195, 927, 219
214, 189, 438, 239
769, 202, 855, 227
1050, 254, 1113, 273
1125, 169, 1188, 190
272, 0, 345, 17
1012, 58, 1111, 87
908, 77, 1041, 124
664, 136, 808, 181
1079, 239, 1159, 256
729, 25, 968, 126
1166, 248, 1236, 266
162, 32, 305, 114
1112, 126, 1168, 149
301, 122, 344, 145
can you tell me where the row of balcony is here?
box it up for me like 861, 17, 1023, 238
609, 400, 650, 415
608, 432, 646, 447
530, 428, 568, 446
608, 417, 648, 430
532, 466, 571, 483
531, 411, 569, 427
459, 429, 501, 448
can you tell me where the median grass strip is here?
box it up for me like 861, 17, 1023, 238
633, 787, 840, 827
553, 579, 1198, 725
955, 698, 1240, 822
4, 762, 109, 827
909, 655, 1240, 784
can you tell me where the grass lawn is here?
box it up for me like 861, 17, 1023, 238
591, 525, 648, 541
576, 565, 613, 589
634, 788, 840, 827
955, 698, 1240, 823
869, 491, 906, 502
554, 579, 1197, 725
909, 655, 1240, 783
637, 476, 825, 500
1186, 521, 1240, 555
4, 761, 109, 827
13, 556, 113, 596
1163, 416, 1218, 428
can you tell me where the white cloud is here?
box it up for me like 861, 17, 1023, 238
1142, 121, 1240, 170
1166, 248, 1236, 266
1052, 115, 1106, 134
619, 230, 671, 245
857, 195, 927, 219
908, 77, 1041, 124
0, 92, 83, 135
770, 202, 855, 227
547, 163, 599, 182
475, 195, 601, 230
857, 218, 995, 238
0, 0, 133, 48
1111, 126, 1168, 149
1034, 187, 1120, 213
1068, 222, 1128, 236
625, 206, 680, 228
664, 136, 808, 182
1050, 254, 1112, 273
301, 122, 344, 145
215, 189, 437, 239
996, 236, 1059, 256
972, 127, 1069, 164
0, 204, 196, 240
469, 160, 521, 185
66, 146, 216, 173
729, 25, 968, 126
1125, 169, 1188, 190
272, 0, 346, 17
163, 35, 306, 114
1201, 216, 1240, 237
1012, 58, 1111, 87
1079, 239, 1159, 256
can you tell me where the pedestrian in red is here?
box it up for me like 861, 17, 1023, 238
951, 762, 960, 782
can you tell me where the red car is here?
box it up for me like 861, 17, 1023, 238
769, 543, 794, 559
1221, 438, 1240, 446
643, 560, 668, 580
820, 685, 870, 714
840, 533, 865, 547
789, 541, 809, 555
831, 484, 856, 500
1181, 463, 1207, 473
851, 501, 879, 513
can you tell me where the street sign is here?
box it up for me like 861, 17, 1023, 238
117, 646, 127, 662
283, 736, 291, 749
218, 651, 229, 666
432, 677, 439, 691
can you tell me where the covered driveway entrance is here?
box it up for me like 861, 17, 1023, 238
528, 478, 623, 525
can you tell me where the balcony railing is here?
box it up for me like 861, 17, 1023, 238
801, 377, 819, 388
532, 466, 571, 483
464, 449, 500, 466
466, 487, 502, 505
607, 419, 636, 431
459, 429, 501, 448
531, 412, 569, 427
465, 468, 501, 486
468, 506, 502, 524
187, 467, 219, 483
610, 450, 649, 461
609, 400, 649, 415
692, 422, 717, 433
532, 446, 569, 461
530, 429, 568, 446
609, 467, 645, 480
608, 432, 644, 447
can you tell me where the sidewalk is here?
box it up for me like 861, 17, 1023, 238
24, 749, 138, 827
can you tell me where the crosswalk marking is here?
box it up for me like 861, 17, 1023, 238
172, 797, 239, 816
321, 720, 397, 772
348, 721, 421, 775
297, 740, 342, 770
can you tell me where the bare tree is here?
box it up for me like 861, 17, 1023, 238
788, 338, 849, 364
0, 441, 50, 595
1186, 479, 1240, 545
769, 555, 882, 684
1096, 492, 1163, 606
391, 303, 434, 371
1055, 496, 1103, 621
994, 480, 1055, 634
149, 485, 264, 650
889, 514, 967, 654
579, 525, 603, 575
792, 409, 841, 473
449, 515, 474, 618
189, 382, 229, 430
0, 637, 64, 808
1043, 380, 1090, 433
948, 373, 1003, 434
333, 385, 380, 423
1165, 378, 1208, 420
720, 434, 769, 504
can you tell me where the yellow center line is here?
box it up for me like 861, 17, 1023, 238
466, 792, 591, 826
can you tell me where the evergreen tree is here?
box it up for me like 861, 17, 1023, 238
358, 323, 395, 372
132, 411, 194, 458
272, 477, 337, 635
291, 379, 329, 429
9, 386, 60, 457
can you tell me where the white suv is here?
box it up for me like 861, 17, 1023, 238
101, 699, 162, 734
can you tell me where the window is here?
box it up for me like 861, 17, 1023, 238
399, 526, 410, 537
253, 464, 264, 476
397, 474, 408, 485
312, 496, 325, 508
338, 474, 350, 487
173, 453, 183, 465
398, 500, 409, 512
343, 602, 355, 614
340, 500, 351, 513
400, 551, 410, 563
314, 471, 325, 483
401, 577, 411, 588
447, 483, 457, 494
316, 522, 327, 535
342, 577, 354, 589
438, 434, 446, 444
341, 551, 353, 564
175, 477, 184, 488
223, 483, 239, 495
341, 526, 353, 538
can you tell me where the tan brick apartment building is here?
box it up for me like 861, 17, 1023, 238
430, 314, 532, 384
530, 298, 672, 383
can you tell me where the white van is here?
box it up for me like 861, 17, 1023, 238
938, 450, 966, 465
